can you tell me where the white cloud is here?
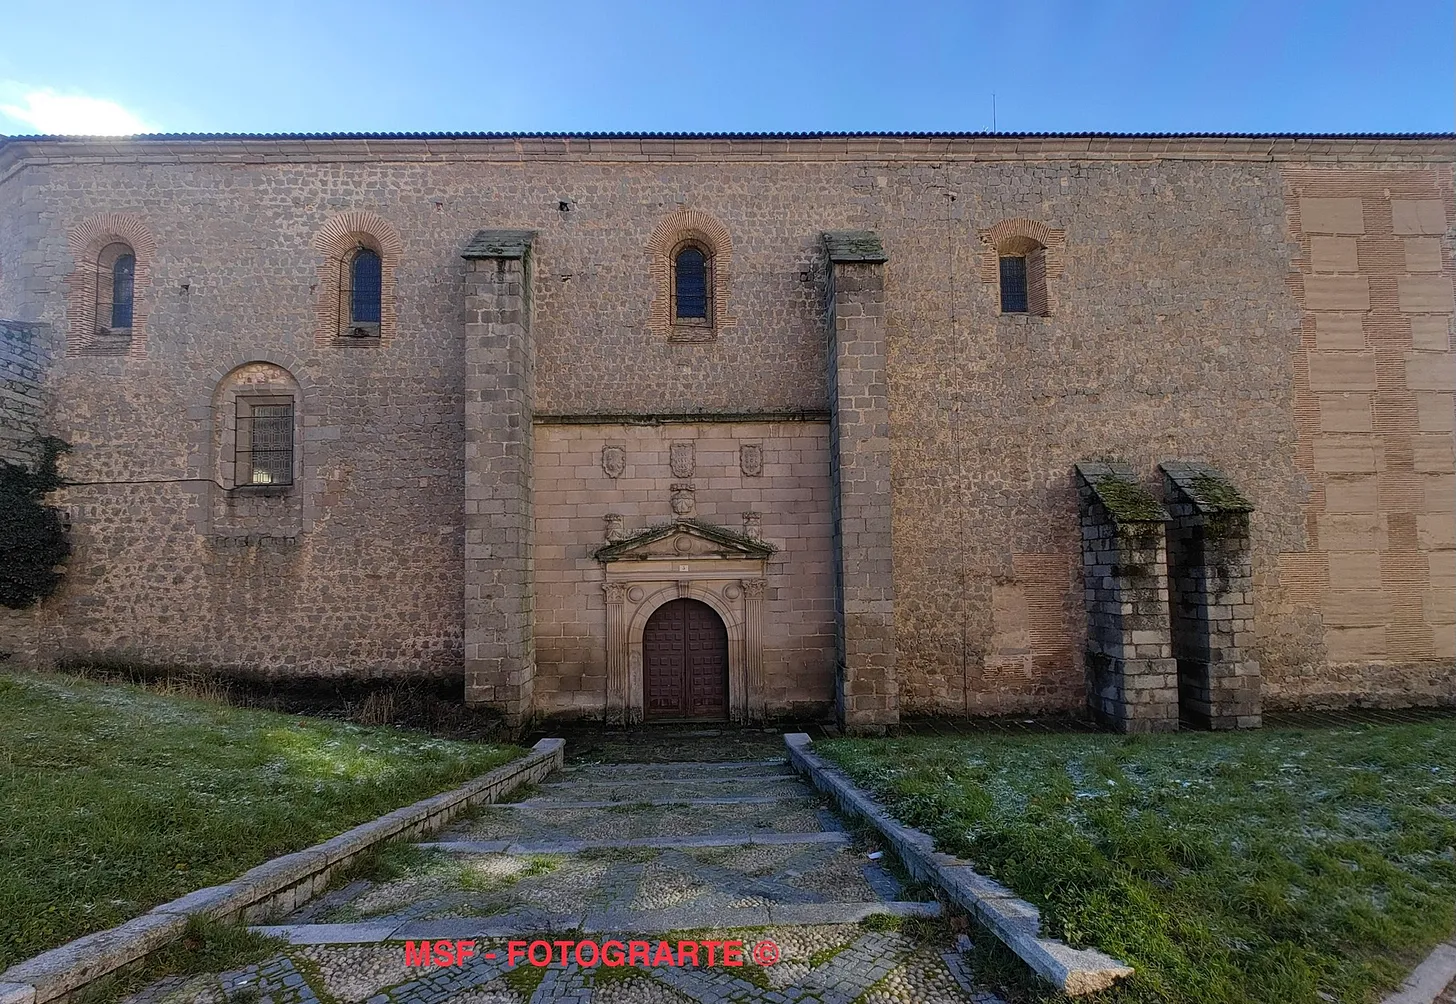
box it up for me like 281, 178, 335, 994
0, 88, 155, 135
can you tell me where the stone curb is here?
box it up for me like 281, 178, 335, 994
783, 733, 1134, 996
1382, 942, 1456, 1004
0, 738, 566, 1004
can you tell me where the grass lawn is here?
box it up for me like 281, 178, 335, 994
821, 720, 1456, 1004
0, 671, 522, 972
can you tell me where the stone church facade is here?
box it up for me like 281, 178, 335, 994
0, 132, 1452, 730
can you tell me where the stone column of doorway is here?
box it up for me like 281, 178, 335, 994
461, 230, 537, 726
823, 231, 898, 732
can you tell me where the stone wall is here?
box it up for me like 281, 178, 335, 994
0, 135, 1449, 717
1269, 168, 1456, 708
0, 319, 51, 465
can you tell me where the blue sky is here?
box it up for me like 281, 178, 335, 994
1, 0, 1451, 136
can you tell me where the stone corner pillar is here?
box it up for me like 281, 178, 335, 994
461, 230, 537, 726
1074, 462, 1179, 733
823, 231, 897, 733
1160, 462, 1261, 729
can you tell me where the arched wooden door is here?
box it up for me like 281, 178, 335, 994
642, 598, 728, 720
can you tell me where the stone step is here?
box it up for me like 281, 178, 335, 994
442, 796, 830, 844
534, 775, 814, 801
255, 902, 941, 944
505, 793, 811, 810
560, 759, 794, 781
418, 831, 852, 854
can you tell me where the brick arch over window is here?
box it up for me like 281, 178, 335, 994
312, 211, 402, 346
977, 218, 1067, 317
646, 208, 735, 339
64, 213, 157, 357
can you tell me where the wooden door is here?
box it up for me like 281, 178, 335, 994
643, 598, 728, 720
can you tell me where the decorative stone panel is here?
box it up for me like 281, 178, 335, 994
312, 211, 403, 346
63, 213, 156, 357
1075, 462, 1178, 733
1160, 462, 1261, 729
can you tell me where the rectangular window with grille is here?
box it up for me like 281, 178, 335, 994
999, 256, 1029, 313
235, 397, 294, 486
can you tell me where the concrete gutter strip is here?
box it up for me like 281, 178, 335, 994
0, 738, 565, 1004
1382, 943, 1456, 1004
783, 733, 1134, 996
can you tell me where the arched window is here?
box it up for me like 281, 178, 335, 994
349, 248, 382, 324
999, 255, 1028, 314
673, 245, 710, 322
92, 242, 137, 334
996, 235, 1049, 316
111, 253, 135, 328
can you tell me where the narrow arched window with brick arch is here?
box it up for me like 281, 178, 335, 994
349, 248, 382, 324
979, 220, 1063, 319
673, 243, 711, 323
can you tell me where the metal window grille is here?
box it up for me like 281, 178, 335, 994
674, 247, 708, 319
350, 249, 382, 324
236, 400, 294, 486
111, 254, 135, 328
999, 255, 1028, 313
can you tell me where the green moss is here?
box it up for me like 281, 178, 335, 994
1091, 476, 1166, 523
503, 960, 549, 996
1189, 473, 1252, 514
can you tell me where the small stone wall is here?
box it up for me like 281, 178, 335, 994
1075, 463, 1178, 733
1161, 462, 1262, 729
0, 320, 51, 466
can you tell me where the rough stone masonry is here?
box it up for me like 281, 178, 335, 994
0, 132, 1451, 729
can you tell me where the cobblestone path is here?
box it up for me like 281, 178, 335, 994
123, 740, 1005, 1004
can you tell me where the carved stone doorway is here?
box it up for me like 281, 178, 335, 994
643, 598, 729, 720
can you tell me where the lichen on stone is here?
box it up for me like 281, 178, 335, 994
1189, 472, 1253, 514
1090, 475, 1167, 523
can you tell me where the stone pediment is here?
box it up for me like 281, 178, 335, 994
594, 519, 774, 562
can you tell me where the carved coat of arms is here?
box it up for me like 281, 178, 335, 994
602, 445, 625, 478
740, 443, 763, 477
670, 441, 695, 479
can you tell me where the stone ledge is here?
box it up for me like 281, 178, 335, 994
1159, 461, 1254, 514
1075, 462, 1169, 524
823, 230, 889, 263
1382, 942, 1456, 1004
784, 733, 1134, 996
460, 230, 536, 260
0, 738, 566, 1004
